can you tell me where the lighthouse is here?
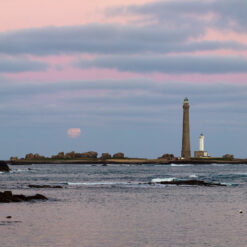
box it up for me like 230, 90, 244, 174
181, 97, 191, 159
194, 133, 209, 158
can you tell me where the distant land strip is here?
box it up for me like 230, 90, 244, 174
8, 158, 247, 165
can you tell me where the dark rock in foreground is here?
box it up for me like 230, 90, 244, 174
0, 161, 10, 172
153, 179, 226, 187
0, 191, 48, 203
28, 184, 62, 188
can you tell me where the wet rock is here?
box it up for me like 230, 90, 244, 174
28, 184, 62, 188
26, 194, 48, 201
154, 179, 226, 187
0, 161, 10, 172
0, 191, 48, 203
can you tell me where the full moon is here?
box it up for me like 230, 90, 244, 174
67, 128, 81, 138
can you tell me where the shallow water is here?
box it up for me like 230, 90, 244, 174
1, 163, 247, 247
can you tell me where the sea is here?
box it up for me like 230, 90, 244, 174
1, 163, 247, 247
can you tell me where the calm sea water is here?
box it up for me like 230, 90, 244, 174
1, 163, 247, 247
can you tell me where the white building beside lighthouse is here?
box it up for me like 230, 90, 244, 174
194, 133, 209, 158
199, 133, 204, 151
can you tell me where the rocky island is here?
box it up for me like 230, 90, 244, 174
8, 151, 247, 165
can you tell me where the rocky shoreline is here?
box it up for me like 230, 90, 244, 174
0, 191, 48, 203
8, 158, 247, 165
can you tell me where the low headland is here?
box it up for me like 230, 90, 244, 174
8, 151, 247, 165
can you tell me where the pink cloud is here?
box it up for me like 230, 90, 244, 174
1, 0, 247, 86
151, 73, 247, 84
4, 63, 247, 85
4, 65, 142, 82
204, 29, 247, 45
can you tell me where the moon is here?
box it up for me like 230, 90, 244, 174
67, 128, 81, 138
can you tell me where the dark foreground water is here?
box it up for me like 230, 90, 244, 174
1, 163, 247, 247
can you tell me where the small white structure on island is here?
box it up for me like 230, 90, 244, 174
199, 133, 204, 151
194, 133, 209, 158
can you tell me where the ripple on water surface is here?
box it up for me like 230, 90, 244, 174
0, 163, 247, 247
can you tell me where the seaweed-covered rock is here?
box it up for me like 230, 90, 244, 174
0, 191, 48, 203
153, 179, 225, 187
28, 184, 62, 188
0, 161, 10, 172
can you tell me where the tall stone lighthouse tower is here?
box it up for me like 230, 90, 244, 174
181, 97, 191, 159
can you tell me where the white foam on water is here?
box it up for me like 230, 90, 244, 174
10, 168, 31, 173
212, 163, 225, 167
233, 172, 247, 175
171, 164, 192, 167
67, 181, 132, 186
220, 182, 236, 186
67, 182, 87, 186
189, 174, 198, 178
151, 177, 176, 183
0, 172, 4, 174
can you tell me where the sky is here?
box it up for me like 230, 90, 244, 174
0, 0, 247, 159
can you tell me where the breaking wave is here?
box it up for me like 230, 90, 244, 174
10, 168, 32, 173
189, 174, 198, 178
151, 178, 176, 183
151, 177, 230, 186
66, 181, 137, 186
170, 164, 193, 167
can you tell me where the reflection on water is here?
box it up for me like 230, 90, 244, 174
0, 164, 247, 247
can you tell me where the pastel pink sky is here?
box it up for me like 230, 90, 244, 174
1, 0, 247, 84
1, 0, 247, 159
5, 67, 247, 84
0, 0, 150, 31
